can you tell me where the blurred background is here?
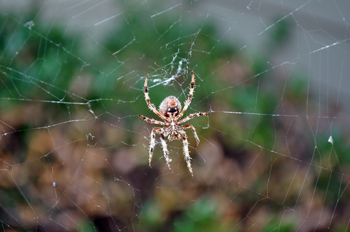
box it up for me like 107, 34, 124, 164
0, 0, 350, 231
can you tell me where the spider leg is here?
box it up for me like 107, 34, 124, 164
148, 128, 172, 171
184, 124, 200, 147
160, 134, 172, 171
179, 112, 208, 124
143, 73, 168, 121
149, 127, 162, 167
180, 132, 193, 177
138, 114, 167, 126
177, 70, 196, 119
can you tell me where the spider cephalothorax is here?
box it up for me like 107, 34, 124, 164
138, 70, 208, 176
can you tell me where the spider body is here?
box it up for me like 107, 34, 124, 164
138, 70, 208, 176
159, 96, 181, 117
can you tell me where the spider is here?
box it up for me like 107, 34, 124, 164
138, 70, 208, 176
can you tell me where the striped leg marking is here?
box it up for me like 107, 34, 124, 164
148, 128, 160, 167
179, 112, 208, 124
181, 133, 193, 177
144, 73, 168, 121
160, 134, 172, 171
184, 124, 200, 147
139, 114, 167, 126
177, 70, 196, 119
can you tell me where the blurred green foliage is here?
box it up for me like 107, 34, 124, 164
139, 200, 165, 229
173, 197, 229, 232
263, 217, 294, 232
77, 220, 95, 232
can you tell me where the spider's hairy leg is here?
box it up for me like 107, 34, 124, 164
177, 70, 196, 119
148, 127, 161, 167
138, 114, 167, 126
184, 124, 200, 147
160, 134, 172, 171
181, 132, 193, 177
179, 112, 209, 124
143, 73, 168, 121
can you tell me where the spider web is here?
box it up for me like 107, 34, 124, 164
0, 0, 350, 231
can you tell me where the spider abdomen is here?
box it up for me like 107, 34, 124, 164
159, 96, 182, 117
